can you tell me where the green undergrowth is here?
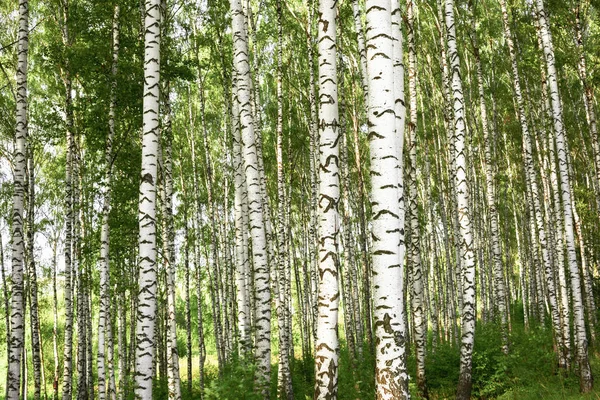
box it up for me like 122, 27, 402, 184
4, 310, 599, 399
188, 317, 600, 399
409, 313, 600, 399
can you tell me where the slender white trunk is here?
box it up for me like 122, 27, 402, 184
306, 0, 319, 346
117, 290, 126, 400
275, 0, 292, 397
75, 135, 87, 400
232, 74, 251, 355
574, 2, 598, 343
61, 81, 75, 400
183, 202, 192, 393
444, 1, 476, 398
313, 0, 340, 397
161, 85, 181, 400
1, 235, 9, 400
406, 1, 428, 396
134, 0, 161, 397
26, 142, 41, 400
98, 6, 120, 400
7, 1, 28, 397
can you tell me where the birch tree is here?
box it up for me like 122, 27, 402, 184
134, 0, 161, 397
98, 6, 120, 400
232, 74, 251, 356
161, 85, 182, 400
444, 0, 477, 398
60, 0, 77, 396
275, 0, 292, 397
231, 0, 271, 394
6, 0, 28, 397
313, 0, 340, 397
365, 0, 409, 397
26, 142, 41, 400
406, 0, 428, 396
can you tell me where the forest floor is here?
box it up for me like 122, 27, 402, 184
3, 313, 600, 399
180, 315, 600, 399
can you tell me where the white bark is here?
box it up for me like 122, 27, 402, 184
574, 1, 598, 343
161, 86, 181, 400
60, 1, 77, 398
306, 0, 319, 346
231, 0, 271, 394
98, 6, 120, 400
134, 0, 161, 397
7, 1, 28, 398
365, 0, 409, 398
444, 1, 476, 398
275, 0, 292, 397
232, 72, 251, 355
313, 0, 340, 398
406, 0, 428, 396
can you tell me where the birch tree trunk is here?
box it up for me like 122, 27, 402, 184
1, 233, 9, 400
573, 1, 598, 343
340, 99, 358, 364
365, 0, 409, 397
7, 1, 28, 397
117, 289, 126, 400
313, 0, 340, 397
195, 235, 206, 399
435, 0, 458, 345
444, 1, 477, 398
276, 0, 292, 397
305, 0, 319, 346
232, 73, 251, 356
406, 1, 428, 396
231, 0, 271, 394
134, 0, 161, 397
183, 204, 192, 394
98, 6, 120, 400
161, 84, 182, 400
75, 135, 87, 400
60, 1, 77, 397
534, 0, 593, 391
51, 233, 59, 400
26, 142, 42, 400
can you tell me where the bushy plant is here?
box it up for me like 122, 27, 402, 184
204, 359, 261, 400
